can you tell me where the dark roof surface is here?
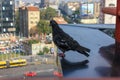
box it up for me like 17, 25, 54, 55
59, 25, 115, 78
61, 24, 115, 29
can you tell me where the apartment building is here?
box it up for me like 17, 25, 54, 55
64, 2, 80, 16
19, 6, 40, 37
16, 0, 25, 8
0, 0, 15, 34
22, 40, 53, 55
40, 0, 49, 8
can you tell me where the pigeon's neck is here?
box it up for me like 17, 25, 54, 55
52, 26, 62, 34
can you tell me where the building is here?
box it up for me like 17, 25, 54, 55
16, 0, 25, 8
104, 0, 116, 24
94, 2, 100, 18
22, 40, 54, 55
40, 0, 49, 8
80, 2, 100, 18
79, 1, 100, 24
0, 0, 15, 34
49, 0, 61, 16
53, 17, 68, 24
19, 6, 40, 37
99, 0, 116, 24
64, 2, 80, 16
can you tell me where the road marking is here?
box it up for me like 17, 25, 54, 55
36, 69, 54, 73
0, 69, 55, 78
0, 75, 7, 78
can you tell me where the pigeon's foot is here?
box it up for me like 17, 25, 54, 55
83, 51, 90, 57
58, 53, 65, 58
77, 50, 90, 57
76, 46, 90, 57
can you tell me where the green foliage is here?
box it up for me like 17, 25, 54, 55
40, 7, 57, 20
73, 9, 80, 15
0, 53, 20, 61
43, 47, 49, 54
37, 20, 52, 34
37, 51, 44, 55
28, 39, 39, 45
37, 47, 49, 55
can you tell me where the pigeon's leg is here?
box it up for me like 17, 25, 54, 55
58, 52, 65, 58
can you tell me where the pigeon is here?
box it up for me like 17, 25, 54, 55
50, 20, 90, 58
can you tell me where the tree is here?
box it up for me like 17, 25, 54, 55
29, 26, 39, 37
40, 7, 57, 20
37, 20, 52, 38
28, 39, 39, 45
43, 47, 49, 54
37, 20, 52, 40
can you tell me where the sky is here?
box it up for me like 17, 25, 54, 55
16, 0, 100, 3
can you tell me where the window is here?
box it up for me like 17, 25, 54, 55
35, 17, 38, 19
30, 12, 33, 15
31, 21, 33, 24
35, 21, 38, 23
109, 3, 115, 7
10, 1, 13, 5
10, 22, 13, 26
6, 17, 8, 21
2, 6, 5, 10
3, 28, 6, 32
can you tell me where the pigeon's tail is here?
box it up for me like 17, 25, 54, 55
76, 46, 90, 57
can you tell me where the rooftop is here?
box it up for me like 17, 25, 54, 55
53, 17, 68, 24
26, 6, 39, 11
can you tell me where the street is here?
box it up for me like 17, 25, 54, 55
0, 63, 56, 78
0, 54, 59, 78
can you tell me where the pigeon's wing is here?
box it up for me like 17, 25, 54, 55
53, 33, 72, 51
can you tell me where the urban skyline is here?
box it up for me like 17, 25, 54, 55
15, 0, 100, 3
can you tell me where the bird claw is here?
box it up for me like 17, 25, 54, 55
83, 51, 90, 57
58, 53, 65, 57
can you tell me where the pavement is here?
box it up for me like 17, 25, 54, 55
0, 54, 59, 79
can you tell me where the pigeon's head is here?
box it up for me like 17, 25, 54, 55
49, 19, 58, 27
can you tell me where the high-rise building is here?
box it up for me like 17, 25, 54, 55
40, 0, 49, 8
19, 6, 40, 37
16, 0, 25, 8
0, 0, 15, 33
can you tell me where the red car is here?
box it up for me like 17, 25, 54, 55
25, 71, 37, 77
53, 71, 63, 77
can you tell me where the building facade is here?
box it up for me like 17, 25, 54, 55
94, 2, 100, 18
16, 0, 25, 8
104, 0, 116, 24
22, 41, 53, 55
79, 1, 100, 24
0, 0, 15, 34
64, 2, 80, 16
99, 0, 116, 24
19, 6, 40, 37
